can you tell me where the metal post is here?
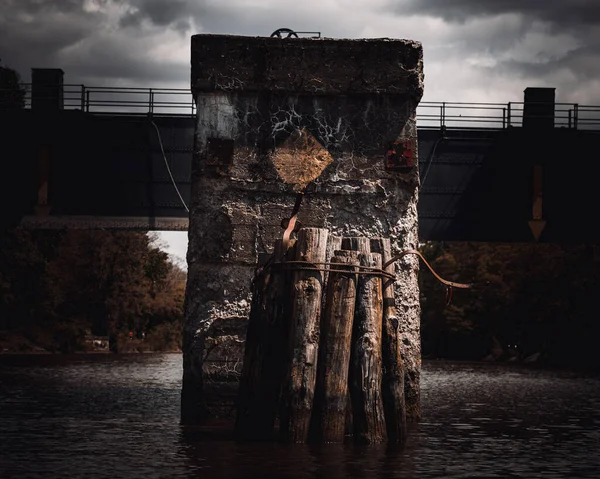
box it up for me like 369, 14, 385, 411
442, 102, 446, 129
80, 85, 85, 111
85, 90, 90, 112
574, 103, 579, 130
507, 102, 511, 127
440, 103, 446, 131
568, 109, 572, 129
149, 89, 154, 115
502, 108, 506, 129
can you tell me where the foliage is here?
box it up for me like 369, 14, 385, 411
419, 242, 600, 368
0, 229, 186, 352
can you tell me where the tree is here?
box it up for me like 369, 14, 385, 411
0, 227, 187, 353
419, 241, 600, 369
0, 60, 26, 109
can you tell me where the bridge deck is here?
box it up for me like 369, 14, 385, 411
3, 85, 600, 242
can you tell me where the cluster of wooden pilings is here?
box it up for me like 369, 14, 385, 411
235, 227, 406, 444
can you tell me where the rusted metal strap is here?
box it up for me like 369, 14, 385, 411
383, 249, 472, 289
270, 260, 396, 281
254, 247, 470, 306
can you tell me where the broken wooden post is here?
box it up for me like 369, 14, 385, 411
311, 250, 360, 443
235, 240, 294, 440
350, 251, 387, 444
280, 227, 329, 443
341, 236, 371, 254
372, 237, 407, 443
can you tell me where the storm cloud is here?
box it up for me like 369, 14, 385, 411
389, 0, 600, 102
399, 0, 600, 28
0, 0, 599, 104
2, 0, 598, 260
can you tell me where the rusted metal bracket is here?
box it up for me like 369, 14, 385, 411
281, 192, 304, 254
383, 249, 471, 306
385, 139, 414, 170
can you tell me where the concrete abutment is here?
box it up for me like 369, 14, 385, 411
182, 34, 424, 425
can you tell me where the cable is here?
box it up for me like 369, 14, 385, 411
421, 134, 496, 187
420, 135, 445, 187
150, 120, 190, 213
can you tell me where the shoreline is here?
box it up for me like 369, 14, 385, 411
0, 350, 182, 355
0, 330, 181, 355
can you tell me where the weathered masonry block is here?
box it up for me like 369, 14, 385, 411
182, 34, 424, 424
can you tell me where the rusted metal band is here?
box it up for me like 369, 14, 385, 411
268, 260, 396, 281
383, 249, 472, 289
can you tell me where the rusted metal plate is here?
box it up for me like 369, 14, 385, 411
385, 139, 414, 170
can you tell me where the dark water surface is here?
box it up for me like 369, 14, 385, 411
1, 355, 599, 478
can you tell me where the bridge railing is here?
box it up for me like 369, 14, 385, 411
4, 83, 600, 130
11, 84, 197, 116
416, 101, 600, 130
417, 102, 508, 130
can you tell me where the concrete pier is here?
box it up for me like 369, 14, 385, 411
182, 34, 424, 424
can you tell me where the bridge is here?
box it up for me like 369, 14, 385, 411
3, 71, 600, 242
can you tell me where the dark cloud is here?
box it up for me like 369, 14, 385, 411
119, 0, 203, 31
380, 0, 600, 103
0, 0, 338, 85
0, 1, 100, 80
400, 0, 600, 28
0, 0, 195, 84
0, 0, 598, 105
4, 0, 93, 15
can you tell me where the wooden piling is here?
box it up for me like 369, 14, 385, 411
372, 238, 406, 443
312, 250, 360, 443
235, 240, 293, 440
235, 258, 267, 440
280, 227, 329, 443
350, 252, 387, 444
339, 236, 370, 441
239, 230, 405, 445
341, 236, 371, 253
323, 235, 342, 292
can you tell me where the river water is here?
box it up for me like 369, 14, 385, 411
1, 354, 599, 478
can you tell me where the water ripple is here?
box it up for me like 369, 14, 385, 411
1, 356, 599, 478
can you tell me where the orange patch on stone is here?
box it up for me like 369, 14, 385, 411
270, 128, 334, 192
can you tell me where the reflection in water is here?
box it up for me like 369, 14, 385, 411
1, 355, 599, 478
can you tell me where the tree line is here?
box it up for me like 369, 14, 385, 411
419, 242, 600, 369
0, 229, 185, 353
3, 227, 599, 368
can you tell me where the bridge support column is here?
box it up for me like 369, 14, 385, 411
183, 34, 424, 424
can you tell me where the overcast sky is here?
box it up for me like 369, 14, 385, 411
2, 0, 599, 261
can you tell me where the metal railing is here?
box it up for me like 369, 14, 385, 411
416, 101, 600, 130
4, 83, 600, 130
10, 83, 197, 116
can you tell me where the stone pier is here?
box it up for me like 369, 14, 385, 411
182, 34, 424, 424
